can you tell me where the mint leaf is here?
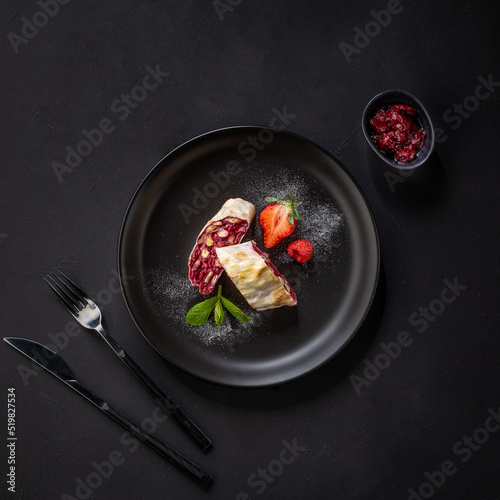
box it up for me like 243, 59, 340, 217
265, 196, 279, 202
186, 286, 251, 327
214, 302, 224, 326
186, 296, 218, 325
221, 297, 251, 323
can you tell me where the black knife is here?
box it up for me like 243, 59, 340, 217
3, 337, 212, 487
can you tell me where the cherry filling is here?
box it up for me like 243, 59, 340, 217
189, 217, 249, 294
369, 104, 426, 163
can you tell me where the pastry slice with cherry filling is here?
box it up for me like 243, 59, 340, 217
188, 198, 255, 295
215, 241, 297, 311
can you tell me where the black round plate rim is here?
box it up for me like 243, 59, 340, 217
117, 125, 380, 388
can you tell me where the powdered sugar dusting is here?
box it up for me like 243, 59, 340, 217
244, 166, 344, 265
147, 268, 260, 346
148, 165, 344, 347
296, 202, 343, 262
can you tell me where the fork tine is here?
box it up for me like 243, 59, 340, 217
52, 269, 90, 305
48, 272, 84, 308
44, 275, 79, 316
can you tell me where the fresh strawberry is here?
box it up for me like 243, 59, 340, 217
259, 193, 301, 248
288, 239, 313, 263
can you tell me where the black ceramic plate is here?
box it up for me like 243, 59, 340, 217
118, 127, 379, 387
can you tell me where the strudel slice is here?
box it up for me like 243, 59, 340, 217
215, 241, 297, 311
188, 198, 255, 294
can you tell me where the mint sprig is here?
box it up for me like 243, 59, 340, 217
186, 285, 251, 326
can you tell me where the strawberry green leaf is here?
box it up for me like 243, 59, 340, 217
186, 296, 218, 325
265, 194, 302, 223
221, 297, 251, 323
280, 194, 301, 223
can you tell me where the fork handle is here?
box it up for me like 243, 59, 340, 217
66, 381, 212, 486
103, 405, 212, 486
96, 326, 212, 451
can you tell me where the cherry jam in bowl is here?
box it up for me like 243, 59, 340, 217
362, 90, 435, 169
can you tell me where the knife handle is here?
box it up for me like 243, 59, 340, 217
102, 404, 212, 487
96, 327, 212, 451
4, 337, 212, 487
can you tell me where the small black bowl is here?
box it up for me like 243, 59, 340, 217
362, 90, 435, 170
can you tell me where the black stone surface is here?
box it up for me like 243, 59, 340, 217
1, 1, 500, 499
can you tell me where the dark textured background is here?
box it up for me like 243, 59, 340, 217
1, 1, 500, 499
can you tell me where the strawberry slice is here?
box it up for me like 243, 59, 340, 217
259, 193, 301, 248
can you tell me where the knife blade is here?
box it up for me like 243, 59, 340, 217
3, 337, 212, 487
